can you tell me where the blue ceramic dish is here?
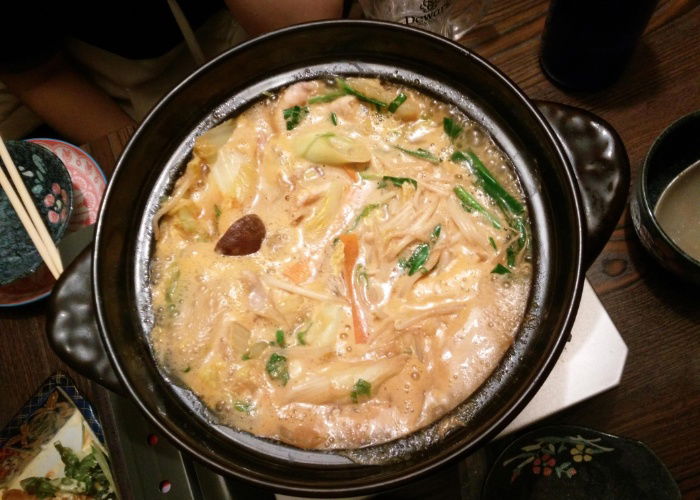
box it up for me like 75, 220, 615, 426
0, 141, 73, 285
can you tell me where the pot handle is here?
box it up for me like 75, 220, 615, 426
47, 247, 124, 394
535, 101, 630, 269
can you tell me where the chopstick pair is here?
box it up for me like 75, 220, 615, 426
0, 134, 63, 279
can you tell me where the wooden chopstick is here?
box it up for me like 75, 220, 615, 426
0, 167, 60, 279
166, 0, 206, 66
0, 135, 63, 279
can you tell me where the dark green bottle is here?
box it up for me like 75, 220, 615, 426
540, 0, 659, 91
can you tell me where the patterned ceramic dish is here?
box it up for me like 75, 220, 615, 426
0, 141, 73, 286
0, 372, 116, 498
0, 139, 106, 307
482, 424, 680, 499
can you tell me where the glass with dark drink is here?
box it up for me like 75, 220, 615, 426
540, 0, 659, 91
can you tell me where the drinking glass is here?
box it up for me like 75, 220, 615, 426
359, 0, 489, 40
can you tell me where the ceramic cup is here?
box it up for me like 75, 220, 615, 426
630, 110, 700, 285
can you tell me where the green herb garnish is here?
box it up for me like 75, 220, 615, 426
359, 171, 380, 180
378, 175, 418, 189
510, 213, 528, 250
452, 150, 528, 270
400, 225, 443, 275
358, 203, 380, 218
402, 243, 431, 276
183, 366, 191, 373
21, 443, 115, 499
388, 93, 407, 113
275, 329, 286, 347
283, 105, 309, 130
451, 151, 524, 215
506, 246, 516, 268
356, 264, 369, 283
336, 78, 388, 108
350, 378, 372, 403
360, 172, 418, 189
294, 323, 311, 346
266, 353, 289, 385
233, 400, 253, 413
443, 117, 463, 139
395, 146, 440, 164
214, 204, 222, 219
19, 477, 59, 498
454, 185, 502, 229
348, 203, 380, 231
489, 237, 497, 250
491, 264, 511, 274
330, 111, 338, 125
308, 91, 345, 104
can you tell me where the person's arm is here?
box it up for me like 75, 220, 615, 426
1, 54, 135, 144
224, 0, 344, 37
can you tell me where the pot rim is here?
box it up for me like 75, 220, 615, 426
92, 19, 585, 495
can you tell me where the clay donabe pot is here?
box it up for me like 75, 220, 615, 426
47, 21, 629, 497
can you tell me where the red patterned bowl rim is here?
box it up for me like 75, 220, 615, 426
0, 139, 106, 307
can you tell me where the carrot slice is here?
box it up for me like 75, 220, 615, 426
338, 233, 367, 343
342, 165, 360, 181
283, 260, 310, 284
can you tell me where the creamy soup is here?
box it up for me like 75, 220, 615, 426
654, 160, 700, 261
150, 78, 532, 449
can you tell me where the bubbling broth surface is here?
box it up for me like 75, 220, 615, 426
150, 78, 532, 449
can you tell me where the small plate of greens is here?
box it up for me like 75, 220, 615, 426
0, 373, 116, 499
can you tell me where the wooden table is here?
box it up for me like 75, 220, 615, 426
2, 0, 698, 497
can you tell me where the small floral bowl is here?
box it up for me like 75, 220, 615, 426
0, 141, 73, 285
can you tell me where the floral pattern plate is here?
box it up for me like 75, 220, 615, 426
0, 139, 106, 307
0, 372, 115, 497
482, 424, 680, 499
0, 141, 73, 286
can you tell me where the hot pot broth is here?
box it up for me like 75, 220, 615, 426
150, 77, 532, 449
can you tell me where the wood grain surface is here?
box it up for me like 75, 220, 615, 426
1, 1, 698, 497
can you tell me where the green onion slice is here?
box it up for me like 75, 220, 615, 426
378, 175, 418, 189
454, 186, 502, 229
443, 117, 463, 139
336, 78, 388, 108
395, 146, 440, 164
491, 263, 511, 274
388, 93, 407, 113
